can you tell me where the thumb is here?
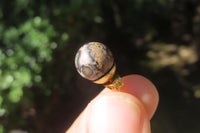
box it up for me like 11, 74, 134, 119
87, 92, 150, 133
66, 91, 150, 133
66, 75, 158, 133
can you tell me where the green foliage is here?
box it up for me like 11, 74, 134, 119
0, 16, 56, 114
0, 0, 101, 131
0, 125, 3, 133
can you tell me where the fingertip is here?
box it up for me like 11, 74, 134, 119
121, 74, 159, 119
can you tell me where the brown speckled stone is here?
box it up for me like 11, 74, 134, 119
75, 42, 114, 81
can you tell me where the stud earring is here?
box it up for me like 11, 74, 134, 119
75, 42, 123, 91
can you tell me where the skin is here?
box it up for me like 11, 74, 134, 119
66, 74, 159, 133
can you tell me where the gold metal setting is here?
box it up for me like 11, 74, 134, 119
93, 65, 116, 84
104, 74, 124, 91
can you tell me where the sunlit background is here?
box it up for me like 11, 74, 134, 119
0, 0, 200, 133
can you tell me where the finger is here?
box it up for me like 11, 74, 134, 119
88, 92, 150, 133
121, 75, 159, 119
67, 91, 150, 133
66, 74, 158, 133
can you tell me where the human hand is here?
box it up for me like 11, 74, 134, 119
66, 74, 159, 133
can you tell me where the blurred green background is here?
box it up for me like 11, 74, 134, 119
0, 0, 200, 132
